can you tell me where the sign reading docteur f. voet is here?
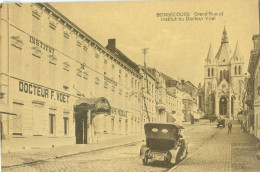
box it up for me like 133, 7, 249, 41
18, 80, 70, 103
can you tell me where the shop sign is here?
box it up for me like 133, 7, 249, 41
18, 80, 69, 103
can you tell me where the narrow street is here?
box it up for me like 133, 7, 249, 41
3, 121, 260, 172
170, 122, 260, 172
3, 121, 218, 172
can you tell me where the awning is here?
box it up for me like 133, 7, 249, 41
0, 104, 16, 115
74, 97, 111, 114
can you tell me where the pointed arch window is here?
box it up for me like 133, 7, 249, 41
239, 65, 241, 75
220, 71, 222, 82
223, 70, 226, 80
211, 68, 214, 76
226, 70, 229, 83
235, 66, 237, 75
208, 68, 210, 77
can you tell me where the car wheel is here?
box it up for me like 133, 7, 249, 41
142, 156, 148, 165
166, 161, 172, 168
176, 150, 182, 163
184, 147, 188, 159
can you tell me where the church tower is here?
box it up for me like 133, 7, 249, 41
204, 27, 244, 119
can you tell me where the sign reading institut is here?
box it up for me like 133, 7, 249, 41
18, 80, 69, 103
29, 35, 55, 54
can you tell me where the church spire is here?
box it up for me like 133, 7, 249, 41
221, 26, 229, 44
205, 43, 214, 64
207, 43, 214, 59
231, 41, 243, 62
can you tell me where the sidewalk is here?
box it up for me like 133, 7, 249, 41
1, 134, 145, 168
231, 123, 260, 171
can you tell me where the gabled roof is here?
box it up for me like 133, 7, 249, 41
184, 80, 197, 89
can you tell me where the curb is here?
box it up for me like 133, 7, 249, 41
2, 139, 142, 169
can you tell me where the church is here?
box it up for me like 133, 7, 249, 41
204, 27, 244, 119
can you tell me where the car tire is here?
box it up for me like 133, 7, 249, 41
176, 149, 182, 163
184, 147, 188, 159
166, 161, 172, 168
142, 156, 148, 165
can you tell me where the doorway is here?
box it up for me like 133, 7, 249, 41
74, 104, 88, 144
219, 96, 227, 116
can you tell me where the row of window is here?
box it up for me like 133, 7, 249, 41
49, 114, 69, 135
110, 118, 141, 133
207, 66, 242, 78
11, 4, 141, 92
12, 103, 69, 136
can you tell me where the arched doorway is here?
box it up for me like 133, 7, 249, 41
219, 96, 227, 116
74, 97, 111, 144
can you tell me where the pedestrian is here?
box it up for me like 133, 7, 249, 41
228, 121, 232, 133
243, 122, 246, 133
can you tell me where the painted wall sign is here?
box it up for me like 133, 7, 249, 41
29, 35, 55, 54
18, 80, 69, 103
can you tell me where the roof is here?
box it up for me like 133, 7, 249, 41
106, 43, 140, 73
144, 122, 184, 129
40, 4, 141, 78
215, 27, 232, 64
184, 80, 197, 89
161, 73, 182, 90
139, 66, 158, 82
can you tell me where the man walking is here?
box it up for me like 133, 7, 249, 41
228, 121, 232, 133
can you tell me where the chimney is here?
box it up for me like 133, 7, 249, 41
108, 39, 116, 48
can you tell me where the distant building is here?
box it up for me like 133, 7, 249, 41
198, 83, 205, 112
180, 80, 198, 121
246, 34, 260, 138
147, 68, 167, 123
204, 27, 245, 119
162, 74, 184, 123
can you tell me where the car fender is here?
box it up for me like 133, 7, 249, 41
140, 144, 149, 159
169, 147, 180, 164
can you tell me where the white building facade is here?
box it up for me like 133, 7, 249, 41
0, 3, 144, 152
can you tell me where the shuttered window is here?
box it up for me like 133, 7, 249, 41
49, 114, 56, 135
12, 103, 23, 135
32, 103, 44, 136
64, 117, 69, 135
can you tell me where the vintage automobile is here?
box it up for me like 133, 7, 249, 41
217, 119, 225, 128
140, 123, 188, 167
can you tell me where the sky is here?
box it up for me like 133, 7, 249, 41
49, 0, 259, 86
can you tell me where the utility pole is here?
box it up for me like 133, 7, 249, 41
142, 48, 150, 122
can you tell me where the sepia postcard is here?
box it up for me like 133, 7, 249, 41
0, 0, 260, 171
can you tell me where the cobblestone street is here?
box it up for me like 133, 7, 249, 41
2, 121, 260, 172
170, 122, 260, 172
2, 121, 215, 172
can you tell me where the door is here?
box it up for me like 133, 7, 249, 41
75, 108, 88, 144
219, 96, 227, 116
